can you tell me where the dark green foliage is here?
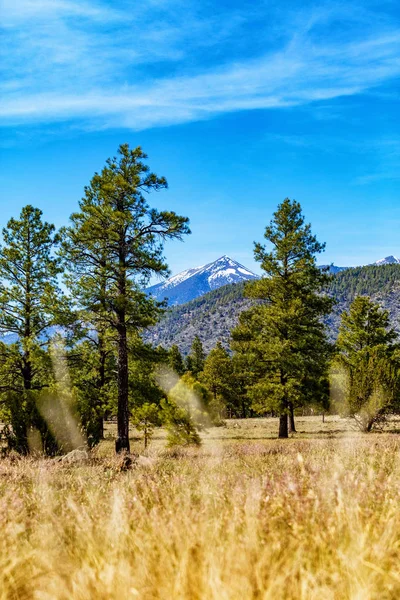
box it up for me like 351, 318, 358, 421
168, 344, 185, 376
228, 354, 254, 418
0, 206, 71, 454
337, 296, 396, 353
128, 340, 167, 410
333, 296, 400, 431
68, 339, 116, 447
201, 341, 235, 419
161, 397, 202, 447
2, 390, 59, 455
231, 199, 333, 438
329, 264, 400, 302
185, 355, 193, 373
161, 373, 209, 446
62, 144, 190, 453
187, 335, 205, 377
131, 402, 162, 449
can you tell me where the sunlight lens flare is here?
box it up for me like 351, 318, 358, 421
37, 337, 86, 452
155, 365, 212, 429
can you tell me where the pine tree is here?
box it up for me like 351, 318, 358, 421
188, 335, 205, 377
230, 353, 254, 418
231, 198, 333, 438
185, 354, 193, 373
131, 402, 162, 449
334, 296, 399, 431
0, 205, 70, 453
128, 340, 167, 410
61, 234, 115, 446
161, 373, 208, 446
62, 144, 190, 453
168, 344, 185, 376
337, 296, 396, 356
68, 337, 116, 447
201, 341, 233, 419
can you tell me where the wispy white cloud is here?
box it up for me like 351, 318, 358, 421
0, 0, 399, 131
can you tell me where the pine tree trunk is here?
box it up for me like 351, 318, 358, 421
96, 333, 106, 441
322, 413, 325, 423
116, 322, 130, 453
115, 235, 130, 454
22, 355, 32, 391
279, 372, 289, 438
288, 402, 296, 433
17, 275, 32, 453
241, 399, 247, 419
95, 414, 104, 441
279, 413, 288, 438
17, 352, 32, 454
96, 263, 107, 442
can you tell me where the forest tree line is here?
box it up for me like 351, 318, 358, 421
1, 144, 399, 454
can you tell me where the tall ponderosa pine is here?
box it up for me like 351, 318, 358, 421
335, 296, 399, 431
63, 144, 190, 452
61, 237, 114, 445
0, 205, 68, 453
231, 199, 333, 438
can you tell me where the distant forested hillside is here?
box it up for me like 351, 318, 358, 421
328, 264, 400, 300
325, 264, 400, 337
144, 264, 400, 354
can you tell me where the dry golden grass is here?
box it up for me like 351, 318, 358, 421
1, 418, 400, 599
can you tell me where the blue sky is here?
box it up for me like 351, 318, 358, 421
0, 0, 399, 276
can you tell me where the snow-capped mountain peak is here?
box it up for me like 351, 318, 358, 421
146, 253, 400, 308
146, 255, 258, 306
374, 256, 400, 266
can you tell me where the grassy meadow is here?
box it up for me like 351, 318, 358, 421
1, 417, 400, 599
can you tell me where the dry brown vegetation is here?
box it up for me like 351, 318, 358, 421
1, 417, 400, 599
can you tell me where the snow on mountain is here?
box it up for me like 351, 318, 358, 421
374, 256, 400, 266
146, 255, 258, 306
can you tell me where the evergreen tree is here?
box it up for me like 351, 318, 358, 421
0, 206, 70, 453
63, 144, 190, 452
131, 402, 162, 449
334, 296, 399, 431
162, 373, 209, 446
61, 235, 112, 446
128, 339, 167, 410
188, 335, 205, 377
201, 341, 233, 419
337, 296, 396, 355
230, 352, 255, 418
168, 344, 185, 376
231, 198, 333, 438
185, 354, 193, 373
68, 337, 116, 447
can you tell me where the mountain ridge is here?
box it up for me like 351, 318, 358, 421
147, 253, 400, 307
144, 263, 400, 355
2, 256, 400, 348
146, 255, 258, 306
